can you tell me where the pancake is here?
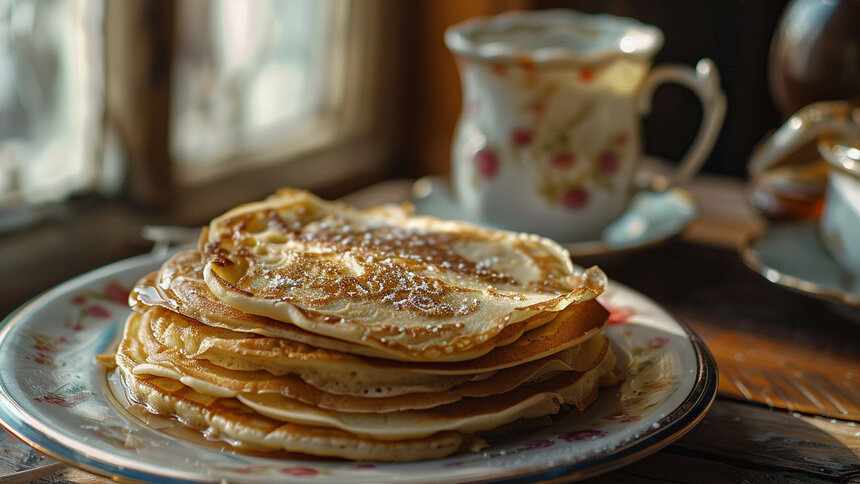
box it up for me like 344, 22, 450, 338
136, 250, 560, 363
108, 188, 625, 462
201, 188, 606, 361
140, 306, 481, 398
140, 296, 608, 397
119, 312, 619, 442
236, 350, 619, 440
132, 250, 400, 360
115, 314, 474, 461
131, 309, 613, 413
141, 298, 607, 396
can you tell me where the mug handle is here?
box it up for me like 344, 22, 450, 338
748, 100, 858, 176
636, 59, 726, 190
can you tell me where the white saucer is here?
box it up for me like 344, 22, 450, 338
740, 222, 860, 307
412, 176, 698, 257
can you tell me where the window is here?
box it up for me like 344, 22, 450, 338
0, 0, 103, 211
0, 0, 400, 222
172, 0, 342, 181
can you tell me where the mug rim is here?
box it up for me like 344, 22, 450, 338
445, 9, 664, 65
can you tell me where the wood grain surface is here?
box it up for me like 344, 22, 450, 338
577, 241, 860, 482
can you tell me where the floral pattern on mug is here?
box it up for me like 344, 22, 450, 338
501, 76, 631, 209
511, 127, 534, 146
550, 152, 576, 169
475, 147, 500, 179
562, 188, 590, 210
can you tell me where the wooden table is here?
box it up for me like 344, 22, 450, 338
578, 241, 860, 482
10, 176, 860, 482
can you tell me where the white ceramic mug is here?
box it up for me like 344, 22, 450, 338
750, 100, 860, 276
445, 9, 726, 241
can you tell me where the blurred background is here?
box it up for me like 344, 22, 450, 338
0, 0, 850, 315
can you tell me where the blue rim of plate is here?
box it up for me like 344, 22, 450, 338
0, 252, 718, 483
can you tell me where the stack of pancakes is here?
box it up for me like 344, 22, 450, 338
115, 188, 623, 461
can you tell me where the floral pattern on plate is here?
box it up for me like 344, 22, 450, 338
0, 253, 716, 483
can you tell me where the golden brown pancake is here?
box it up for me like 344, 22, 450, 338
110, 188, 624, 462
136, 250, 561, 364
131, 307, 612, 413
138, 306, 481, 399
139, 296, 607, 384
201, 188, 606, 361
119, 312, 620, 442
115, 314, 474, 461
132, 250, 400, 360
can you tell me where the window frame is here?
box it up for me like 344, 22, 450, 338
164, 0, 406, 224
104, 0, 404, 219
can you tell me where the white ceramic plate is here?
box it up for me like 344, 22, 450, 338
412, 176, 697, 257
0, 252, 716, 483
740, 221, 860, 307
